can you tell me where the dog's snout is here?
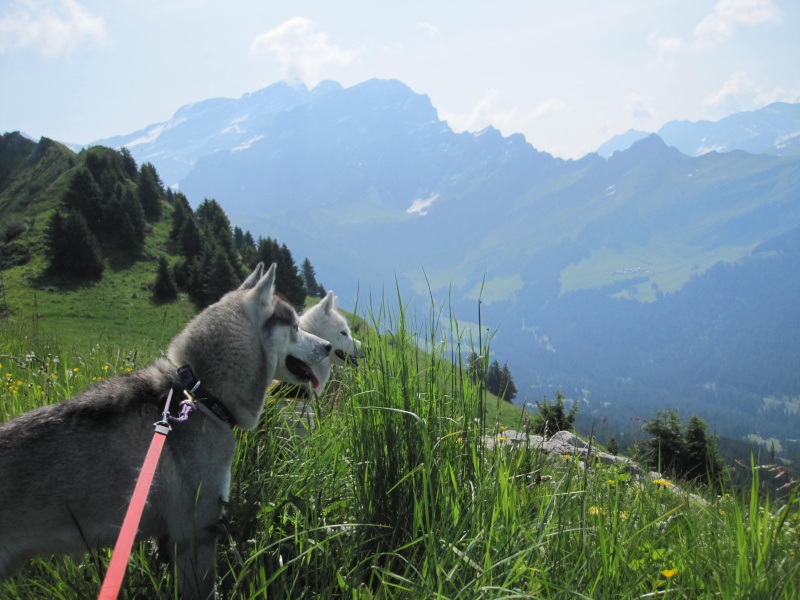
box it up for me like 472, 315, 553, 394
324, 343, 332, 354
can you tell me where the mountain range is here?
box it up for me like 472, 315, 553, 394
596, 102, 800, 158
76, 80, 800, 445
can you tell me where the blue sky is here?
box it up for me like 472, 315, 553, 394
1, 0, 798, 159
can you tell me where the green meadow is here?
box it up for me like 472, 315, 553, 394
1, 295, 798, 599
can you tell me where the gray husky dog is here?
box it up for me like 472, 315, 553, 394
0, 263, 331, 599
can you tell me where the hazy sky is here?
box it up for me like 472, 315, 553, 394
1, 0, 798, 159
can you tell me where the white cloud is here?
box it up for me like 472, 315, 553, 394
695, 0, 781, 48
416, 22, 441, 40
650, 0, 780, 59
0, 0, 107, 57
625, 94, 658, 120
530, 98, 566, 120
705, 72, 800, 111
251, 17, 358, 85
441, 89, 519, 133
753, 86, 800, 106
704, 71, 755, 107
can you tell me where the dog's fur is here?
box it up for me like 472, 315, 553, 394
273, 290, 363, 397
0, 263, 331, 598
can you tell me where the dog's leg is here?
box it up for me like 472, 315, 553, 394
0, 550, 27, 583
171, 529, 218, 600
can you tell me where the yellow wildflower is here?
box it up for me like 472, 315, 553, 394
497, 436, 507, 441
588, 506, 604, 517
102, 365, 109, 371
653, 479, 671, 487
661, 568, 677, 579
73, 368, 79, 373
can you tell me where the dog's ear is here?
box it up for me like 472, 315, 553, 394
239, 263, 264, 290
321, 290, 335, 315
249, 263, 277, 315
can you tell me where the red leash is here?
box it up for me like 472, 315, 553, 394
98, 389, 174, 600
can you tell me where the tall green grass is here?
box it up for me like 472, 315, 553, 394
1, 296, 798, 599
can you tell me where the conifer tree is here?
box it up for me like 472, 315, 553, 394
113, 184, 146, 251
62, 167, 103, 234
118, 147, 138, 180
644, 408, 685, 474
644, 411, 724, 487
171, 193, 192, 241
179, 217, 203, 259
277, 244, 307, 308
203, 245, 239, 305
153, 256, 178, 301
47, 210, 104, 279
138, 162, 163, 219
195, 198, 240, 276
238, 231, 257, 268
499, 362, 518, 402
256, 236, 279, 268
301, 257, 324, 297
485, 360, 501, 395
532, 391, 578, 437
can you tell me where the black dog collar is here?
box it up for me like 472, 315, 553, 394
176, 365, 236, 428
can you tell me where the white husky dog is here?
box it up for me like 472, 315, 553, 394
0, 263, 331, 599
272, 291, 364, 433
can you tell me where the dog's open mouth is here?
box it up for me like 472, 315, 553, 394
335, 349, 360, 366
285, 355, 321, 389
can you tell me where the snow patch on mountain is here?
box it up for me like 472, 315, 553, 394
407, 192, 439, 216
232, 135, 264, 152
124, 117, 187, 148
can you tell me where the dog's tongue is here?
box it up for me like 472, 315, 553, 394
311, 373, 320, 389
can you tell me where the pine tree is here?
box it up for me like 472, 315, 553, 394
118, 147, 138, 180
277, 244, 307, 308
153, 256, 178, 301
62, 167, 103, 234
254, 237, 306, 306
486, 360, 502, 396
256, 236, 279, 268
195, 198, 240, 276
301, 258, 324, 297
203, 245, 239, 305
499, 362, 518, 402
138, 162, 163, 219
532, 391, 578, 437
179, 217, 203, 259
644, 408, 685, 475
113, 184, 146, 251
170, 193, 192, 241
47, 210, 104, 279
238, 231, 257, 268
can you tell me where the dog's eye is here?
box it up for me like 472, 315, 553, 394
340, 330, 348, 336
